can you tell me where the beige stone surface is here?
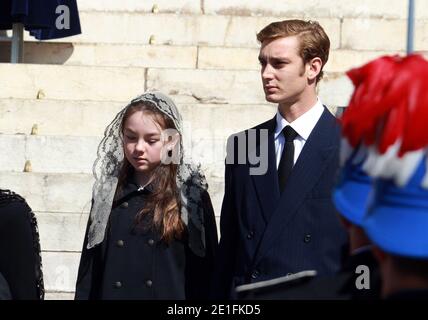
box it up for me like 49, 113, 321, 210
203, 0, 422, 19
41, 251, 80, 293
36, 212, 88, 252
0, 42, 197, 68
0, 64, 145, 102
0, 99, 274, 136
77, 0, 201, 14
0, 172, 93, 213
342, 18, 409, 51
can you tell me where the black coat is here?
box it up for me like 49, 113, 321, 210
0, 190, 44, 300
75, 181, 218, 300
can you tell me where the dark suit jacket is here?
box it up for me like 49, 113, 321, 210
238, 249, 380, 300
212, 107, 349, 299
0, 272, 11, 300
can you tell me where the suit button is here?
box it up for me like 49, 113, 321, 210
114, 281, 122, 289
246, 231, 254, 240
117, 240, 124, 247
304, 234, 312, 243
251, 270, 260, 279
121, 202, 128, 208
148, 239, 155, 246
146, 280, 153, 287
286, 273, 293, 277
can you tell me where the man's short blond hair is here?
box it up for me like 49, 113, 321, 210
257, 19, 330, 82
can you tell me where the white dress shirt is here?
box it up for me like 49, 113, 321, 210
274, 99, 325, 169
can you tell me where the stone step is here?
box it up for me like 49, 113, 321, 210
42, 251, 80, 293
6, 135, 231, 177
202, 0, 428, 19
77, 0, 428, 20
0, 42, 197, 69
0, 172, 93, 214
45, 292, 75, 300
0, 63, 145, 102
0, 134, 100, 173
198, 47, 404, 73
145, 68, 354, 107
0, 63, 356, 106
341, 18, 428, 51
23, 12, 341, 49
0, 99, 275, 136
18, 10, 428, 51
0, 171, 225, 219
77, 0, 201, 14
0, 117, 272, 174
0, 41, 407, 73
36, 212, 88, 252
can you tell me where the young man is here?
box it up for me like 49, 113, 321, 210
212, 20, 348, 299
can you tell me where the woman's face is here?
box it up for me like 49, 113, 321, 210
122, 110, 164, 176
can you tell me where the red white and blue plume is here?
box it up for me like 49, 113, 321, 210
340, 54, 428, 188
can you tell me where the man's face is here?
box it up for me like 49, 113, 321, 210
258, 36, 308, 105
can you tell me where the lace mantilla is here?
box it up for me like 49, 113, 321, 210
87, 92, 209, 257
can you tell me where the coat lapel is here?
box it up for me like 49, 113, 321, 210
252, 108, 339, 268
249, 117, 280, 223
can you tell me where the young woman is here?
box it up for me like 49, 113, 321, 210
75, 92, 218, 300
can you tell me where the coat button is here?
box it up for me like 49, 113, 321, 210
148, 239, 155, 246
286, 273, 293, 277
251, 270, 260, 280
117, 240, 124, 247
304, 234, 311, 243
146, 280, 153, 287
246, 231, 254, 240
120, 202, 128, 208
114, 281, 122, 289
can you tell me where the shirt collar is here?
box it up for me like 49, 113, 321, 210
274, 99, 325, 141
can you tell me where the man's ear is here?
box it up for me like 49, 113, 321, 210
307, 57, 322, 81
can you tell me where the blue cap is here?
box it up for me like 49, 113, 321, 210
363, 156, 428, 258
333, 150, 373, 226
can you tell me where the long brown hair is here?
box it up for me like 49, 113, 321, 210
115, 101, 184, 243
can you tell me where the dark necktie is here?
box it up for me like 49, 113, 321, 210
278, 126, 298, 193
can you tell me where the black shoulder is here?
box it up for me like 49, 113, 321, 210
0, 189, 26, 206
0, 189, 32, 222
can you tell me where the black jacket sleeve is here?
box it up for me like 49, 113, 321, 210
210, 162, 238, 299
0, 200, 44, 300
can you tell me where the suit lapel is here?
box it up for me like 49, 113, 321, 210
249, 117, 280, 223
252, 108, 339, 267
